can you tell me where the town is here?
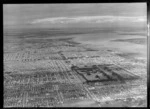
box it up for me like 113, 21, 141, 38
4, 36, 147, 107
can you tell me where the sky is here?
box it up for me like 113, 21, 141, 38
3, 3, 147, 29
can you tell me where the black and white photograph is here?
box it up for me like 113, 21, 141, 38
3, 3, 147, 107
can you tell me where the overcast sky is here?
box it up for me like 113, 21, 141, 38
3, 3, 147, 29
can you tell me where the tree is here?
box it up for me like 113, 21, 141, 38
95, 75, 100, 79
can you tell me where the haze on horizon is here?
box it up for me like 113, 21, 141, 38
3, 3, 147, 30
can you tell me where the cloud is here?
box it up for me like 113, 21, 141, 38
31, 15, 146, 24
